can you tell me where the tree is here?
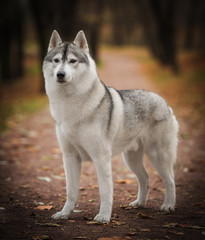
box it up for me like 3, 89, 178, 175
135, 0, 178, 72
29, 0, 79, 92
0, 0, 24, 83
76, 0, 105, 61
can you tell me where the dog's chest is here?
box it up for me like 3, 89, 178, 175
50, 102, 80, 126
51, 105, 88, 138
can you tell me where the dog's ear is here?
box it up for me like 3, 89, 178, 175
48, 30, 62, 52
73, 30, 89, 53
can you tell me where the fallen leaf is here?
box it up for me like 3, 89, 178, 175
35, 205, 53, 210
168, 230, 184, 235
52, 175, 65, 180
20, 184, 30, 189
137, 212, 154, 219
36, 223, 61, 227
41, 156, 53, 161
37, 176, 51, 183
51, 147, 61, 154
183, 167, 189, 172
86, 221, 103, 225
140, 228, 151, 232
179, 224, 205, 230
88, 185, 99, 189
73, 209, 83, 213
27, 146, 39, 152
20, 129, 38, 138
40, 166, 51, 171
127, 232, 137, 236
32, 235, 53, 240
111, 220, 126, 226
163, 223, 205, 232
120, 205, 133, 210
11, 138, 21, 146
33, 201, 45, 206
88, 199, 95, 203
115, 179, 135, 184
68, 220, 76, 223
74, 237, 89, 239
163, 223, 178, 228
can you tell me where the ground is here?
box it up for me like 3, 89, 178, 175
0, 48, 205, 240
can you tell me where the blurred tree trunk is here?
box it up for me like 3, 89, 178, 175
196, 0, 205, 54
184, 0, 197, 50
108, 0, 138, 46
76, 0, 104, 61
88, 0, 104, 61
0, 0, 24, 83
136, 0, 178, 72
110, 0, 126, 45
29, 0, 53, 64
29, 0, 78, 93
56, 0, 79, 40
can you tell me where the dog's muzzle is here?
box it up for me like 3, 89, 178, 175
56, 71, 66, 83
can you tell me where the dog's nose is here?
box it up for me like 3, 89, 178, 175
57, 71, 66, 80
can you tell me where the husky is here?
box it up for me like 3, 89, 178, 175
43, 30, 179, 223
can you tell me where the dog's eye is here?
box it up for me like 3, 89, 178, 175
54, 58, 60, 63
70, 59, 77, 64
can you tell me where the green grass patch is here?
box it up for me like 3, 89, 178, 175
0, 105, 15, 132
26, 63, 41, 76
188, 70, 205, 84
0, 96, 48, 134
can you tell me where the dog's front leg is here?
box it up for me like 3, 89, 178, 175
93, 158, 113, 223
52, 128, 81, 220
52, 154, 81, 220
52, 151, 81, 220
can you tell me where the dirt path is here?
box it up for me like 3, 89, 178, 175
0, 47, 205, 240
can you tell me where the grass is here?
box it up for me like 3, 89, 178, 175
0, 96, 48, 133
0, 45, 47, 134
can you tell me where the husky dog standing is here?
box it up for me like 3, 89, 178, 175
43, 30, 179, 223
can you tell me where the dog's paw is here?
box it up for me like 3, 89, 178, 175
52, 211, 70, 220
94, 214, 110, 223
160, 203, 175, 213
129, 199, 145, 208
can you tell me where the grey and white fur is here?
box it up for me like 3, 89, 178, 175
43, 30, 179, 223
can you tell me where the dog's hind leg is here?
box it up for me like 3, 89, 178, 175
122, 146, 149, 208
146, 117, 178, 212
146, 141, 176, 212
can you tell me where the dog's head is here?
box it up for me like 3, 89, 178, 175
43, 30, 97, 97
